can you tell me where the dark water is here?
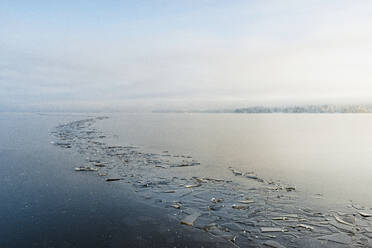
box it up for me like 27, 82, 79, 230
0, 113, 231, 248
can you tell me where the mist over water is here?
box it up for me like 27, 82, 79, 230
2, 1, 372, 112
3, 1, 372, 247
97, 113, 372, 207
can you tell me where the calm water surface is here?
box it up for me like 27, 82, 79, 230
0, 113, 232, 247
97, 113, 372, 207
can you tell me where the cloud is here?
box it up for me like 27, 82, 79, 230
1, 0, 372, 111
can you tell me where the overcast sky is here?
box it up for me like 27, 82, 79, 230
1, 0, 372, 112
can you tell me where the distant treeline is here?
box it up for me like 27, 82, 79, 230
234, 105, 372, 113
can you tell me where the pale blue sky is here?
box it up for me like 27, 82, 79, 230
1, 1, 372, 111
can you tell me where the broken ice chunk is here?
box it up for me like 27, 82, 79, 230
261, 227, 287, 233
359, 211, 372, 218
75, 166, 98, 172
180, 212, 201, 226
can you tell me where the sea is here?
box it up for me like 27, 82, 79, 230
2, 112, 372, 247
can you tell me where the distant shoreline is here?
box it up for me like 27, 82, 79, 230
153, 104, 372, 114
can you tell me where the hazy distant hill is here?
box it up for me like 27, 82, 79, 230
153, 105, 372, 114
234, 105, 372, 113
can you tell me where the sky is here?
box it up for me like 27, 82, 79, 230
1, 0, 372, 112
